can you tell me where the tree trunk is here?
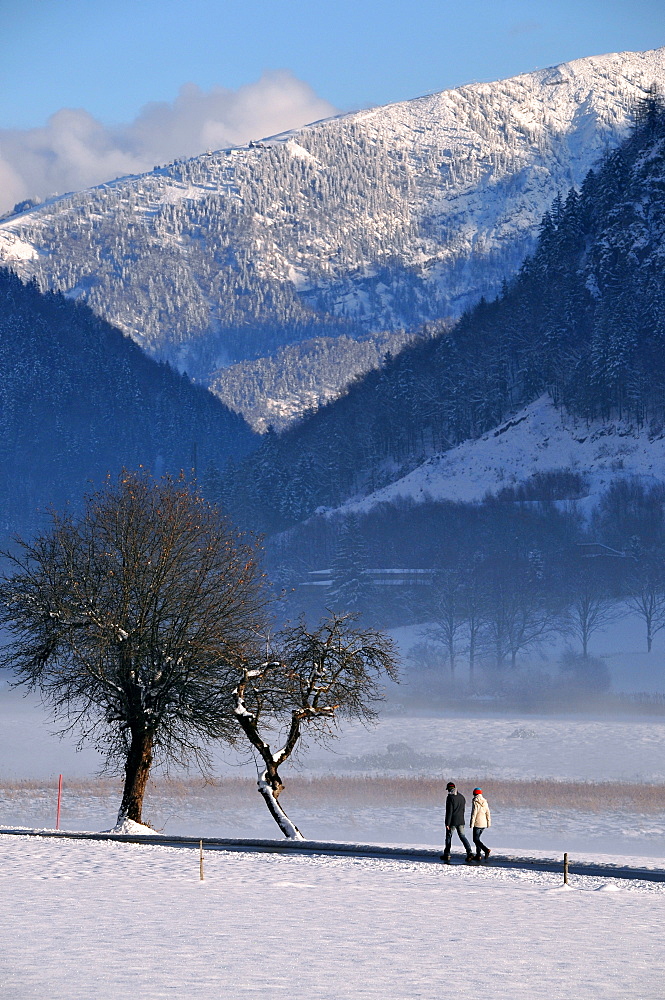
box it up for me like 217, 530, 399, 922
468, 624, 478, 693
117, 729, 153, 825
257, 770, 304, 841
233, 690, 305, 840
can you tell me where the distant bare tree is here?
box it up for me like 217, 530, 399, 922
564, 571, 622, 658
482, 577, 511, 670
483, 559, 558, 669
461, 556, 487, 688
425, 570, 466, 676
232, 612, 399, 839
0, 472, 270, 827
504, 598, 560, 670
626, 559, 665, 652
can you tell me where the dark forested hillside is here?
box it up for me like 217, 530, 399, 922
225, 96, 665, 532
0, 271, 258, 538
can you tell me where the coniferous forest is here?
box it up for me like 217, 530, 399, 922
0, 271, 258, 539
197, 96, 665, 665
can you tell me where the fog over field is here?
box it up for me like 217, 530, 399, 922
2, 606, 664, 858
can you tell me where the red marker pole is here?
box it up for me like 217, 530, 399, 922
56, 774, 63, 830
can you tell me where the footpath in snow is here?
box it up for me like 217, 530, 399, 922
3, 826, 665, 883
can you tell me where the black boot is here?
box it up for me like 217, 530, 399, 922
465, 853, 477, 864
440, 853, 450, 864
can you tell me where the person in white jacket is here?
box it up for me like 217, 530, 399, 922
470, 788, 491, 860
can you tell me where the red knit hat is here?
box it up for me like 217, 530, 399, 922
473, 788, 482, 795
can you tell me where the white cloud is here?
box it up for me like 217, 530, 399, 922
0, 71, 337, 215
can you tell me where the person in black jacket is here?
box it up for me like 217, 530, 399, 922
441, 781, 475, 863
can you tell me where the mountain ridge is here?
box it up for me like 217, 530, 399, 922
1, 47, 664, 427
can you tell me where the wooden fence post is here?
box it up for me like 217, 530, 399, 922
199, 840, 204, 881
563, 852, 569, 885
56, 774, 63, 830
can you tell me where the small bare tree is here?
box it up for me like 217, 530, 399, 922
0, 471, 270, 828
232, 612, 399, 839
463, 564, 487, 689
483, 555, 559, 670
564, 571, 622, 658
425, 570, 466, 677
627, 562, 665, 652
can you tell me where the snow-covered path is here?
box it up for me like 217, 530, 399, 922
1, 835, 663, 999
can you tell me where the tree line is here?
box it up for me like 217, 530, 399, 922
270, 475, 665, 687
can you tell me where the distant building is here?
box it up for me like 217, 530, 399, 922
577, 542, 627, 559
299, 570, 334, 590
299, 568, 436, 591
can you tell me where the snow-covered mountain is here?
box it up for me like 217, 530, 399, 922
209, 329, 416, 432
337, 395, 665, 516
1, 48, 664, 424
224, 97, 665, 541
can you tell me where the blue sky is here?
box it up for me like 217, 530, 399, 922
0, 0, 663, 214
4, 0, 664, 128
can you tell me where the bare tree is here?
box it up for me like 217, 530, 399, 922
564, 571, 622, 658
460, 556, 487, 689
480, 551, 560, 671
626, 560, 665, 652
425, 570, 466, 676
482, 578, 512, 670
0, 471, 270, 828
232, 612, 399, 839
504, 597, 560, 670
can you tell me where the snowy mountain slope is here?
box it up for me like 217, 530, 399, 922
0, 47, 663, 415
338, 396, 665, 514
229, 101, 665, 534
209, 328, 417, 431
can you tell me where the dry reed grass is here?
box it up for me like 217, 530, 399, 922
1, 776, 664, 813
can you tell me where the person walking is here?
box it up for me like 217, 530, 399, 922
470, 787, 491, 861
441, 781, 475, 863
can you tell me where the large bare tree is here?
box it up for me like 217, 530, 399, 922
232, 612, 399, 839
0, 471, 270, 827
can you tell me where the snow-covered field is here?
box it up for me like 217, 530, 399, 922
1, 833, 663, 999
2, 672, 664, 996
